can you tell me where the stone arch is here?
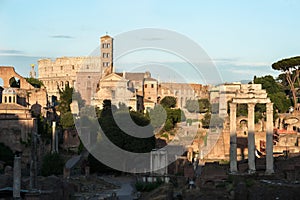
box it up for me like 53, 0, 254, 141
0, 77, 3, 103
0, 77, 3, 87
0, 67, 33, 89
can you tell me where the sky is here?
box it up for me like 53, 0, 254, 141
1, 0, 300, 84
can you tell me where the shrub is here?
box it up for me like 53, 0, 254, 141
0, 143, 14, 167
41, 153, 65, 176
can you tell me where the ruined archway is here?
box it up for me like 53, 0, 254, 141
229, 84, 274, 174
0, 77, 3, 103
0, 67, 33, 89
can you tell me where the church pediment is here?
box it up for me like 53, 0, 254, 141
100, 73, 127, 82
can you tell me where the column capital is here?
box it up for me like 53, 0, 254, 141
266, 102, 273, 108
229, 102, 237, 109
248, 103, 256, 109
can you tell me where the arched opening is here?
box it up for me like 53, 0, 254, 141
9, 77, 20, 88
4, 96, 7, 103
9, 96, 12, 103
0, 77, 3, 103
0, 77, 3, 87
240, 119, 248, 135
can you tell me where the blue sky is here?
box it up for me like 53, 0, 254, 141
0, 0, 300, 83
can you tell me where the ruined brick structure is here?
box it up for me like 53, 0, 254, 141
0, 66, 48, 166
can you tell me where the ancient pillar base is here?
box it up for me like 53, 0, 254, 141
248, 169, 256, 174
265, 169, 274, 175
229, 170, 238, 175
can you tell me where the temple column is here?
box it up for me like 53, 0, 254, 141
266, 103, 274, 174
230, 103, 237, 173
52, 121, 57, 153
248, 103, 256, 173
13, 155, 21, 199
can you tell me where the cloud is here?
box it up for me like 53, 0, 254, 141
213, 57, 271, 68
50, 35, 74, 39
0, 49, 24, 55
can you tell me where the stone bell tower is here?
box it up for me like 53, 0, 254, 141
100, 34, 113, 76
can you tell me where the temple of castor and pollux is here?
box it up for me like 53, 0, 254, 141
228, 84, 274, 174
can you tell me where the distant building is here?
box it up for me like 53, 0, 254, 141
38, 35, 113, 105
92, 71, 158, 111
158, 82, 209, 108
38, 34, 209, 110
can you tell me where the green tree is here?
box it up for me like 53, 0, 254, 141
272, 56, 300, 109
254, 75, 282, 94
41, 153, 65, 176
60, 111, 75, 130
201, 112, 211, 128
57, 84, 73, 113
0, 143, 14, 167
201, 113, 224, 128
198, 99, 210, 113
98, 101, 156, 153
160, 96, 177, 108
254, 75, 291, 113
25, 77, 44, 88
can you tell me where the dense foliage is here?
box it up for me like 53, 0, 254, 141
185, 99, 210, 113
254, 75, 291, 113
25, 77, 44, 88
272, 56, 300, 109
201, 113, 224, 128
41, 153, 65, 176
57, 84, 85, 130
98, 100, 156, 153
160, 96, 177, 108
0, 143, 14, 167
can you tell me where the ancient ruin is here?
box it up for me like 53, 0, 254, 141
229, 84, 274, 174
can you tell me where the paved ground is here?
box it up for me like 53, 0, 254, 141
100, 176, 136, 200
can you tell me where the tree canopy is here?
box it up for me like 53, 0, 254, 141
160, 96, 177, 108
272, 56, 300, 109
98, 100, 156, 153
25, 77, 44, 88
185, 99, 210, 113
254, 75, 291, 113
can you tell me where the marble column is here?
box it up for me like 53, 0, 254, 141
13, 155, 21, 199
229, 103, 237, 173
266, 103, 274, 174
248, 103, 256, 173
30, 119, 38, 190
52, 121, 57, 153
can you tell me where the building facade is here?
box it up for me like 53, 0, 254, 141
38, 35, 113, 105
158, 82, 209, 108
